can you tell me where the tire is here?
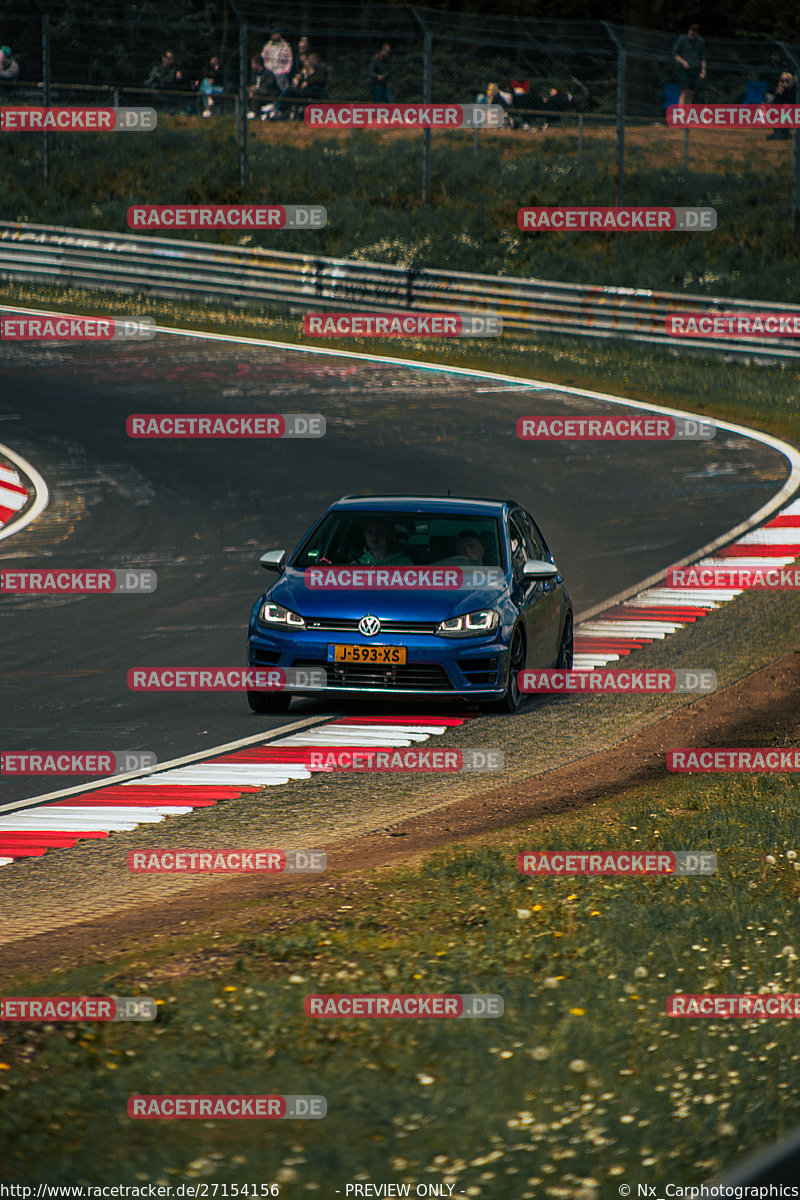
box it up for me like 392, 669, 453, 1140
247, 690, 291, 714
488, 624, 526, 714
555, 611, 574, 670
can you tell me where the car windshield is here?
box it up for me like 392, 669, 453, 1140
291, 511, 504, 569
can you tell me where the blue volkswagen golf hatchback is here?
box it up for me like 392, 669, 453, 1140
247, 495, 573, 713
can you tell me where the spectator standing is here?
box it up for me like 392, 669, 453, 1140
370, 43, 391, 101
290, 37, 311, 87
767, 71, 796, 140
0, 44, 19, 84
672, 23, 706, 106
261, 31, 292, 94
145, 49, 183, 91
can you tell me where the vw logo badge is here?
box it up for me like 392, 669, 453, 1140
359, 614, 381, 637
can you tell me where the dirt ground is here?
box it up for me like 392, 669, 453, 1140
225, 116, 792, 172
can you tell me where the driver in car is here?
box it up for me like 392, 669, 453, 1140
454, 529, 485, 564
357, 517, 413, 565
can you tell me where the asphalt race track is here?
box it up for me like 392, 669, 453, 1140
0, 331, 790, 807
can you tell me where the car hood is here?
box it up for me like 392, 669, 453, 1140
266, 568, 508, 621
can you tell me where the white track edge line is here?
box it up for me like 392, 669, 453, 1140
0, 712, 338, 816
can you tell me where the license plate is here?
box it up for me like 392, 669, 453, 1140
329, 644, 407, 664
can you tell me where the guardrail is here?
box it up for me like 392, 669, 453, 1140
1, 221, 798, 360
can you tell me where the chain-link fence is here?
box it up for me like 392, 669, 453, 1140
1, 0, 799, 298
1, 2, 797, 210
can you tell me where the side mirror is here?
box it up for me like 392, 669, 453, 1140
522, 559, 558, 580
259, 549, 286, 573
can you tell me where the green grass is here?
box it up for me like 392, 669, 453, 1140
2, 124, 798, 299
3, 773, 800, 1192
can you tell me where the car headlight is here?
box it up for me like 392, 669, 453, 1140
259, 601, 306, 629
435, 609, 499, 637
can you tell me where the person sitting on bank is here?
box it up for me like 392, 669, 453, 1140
198, 56, 224, 117
275, 51, 328, 120
0, 45, 20, 85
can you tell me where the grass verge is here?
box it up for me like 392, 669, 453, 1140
2, 122, 798, 299
3, 769, 800, 1194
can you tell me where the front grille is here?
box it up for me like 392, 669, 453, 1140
293, 659, 453, 691
461, 657, 499, 686
304, 616, 439, 635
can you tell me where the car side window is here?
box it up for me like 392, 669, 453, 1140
523, 512, 549, 562
508, 513, 535, 579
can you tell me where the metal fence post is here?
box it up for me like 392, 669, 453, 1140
422, 29, 432, 201
238, 18, 248, 190
615, 49, 626, 204
227, 0, 249, 191
778, 43, 800, 238
41, 7, 51, 191
413, 10, 433, 203
603, 23, 625, 205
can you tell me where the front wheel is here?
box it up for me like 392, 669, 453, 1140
487, 625, 526, 714
247, 690, 291, 714
555, 611, 573, 669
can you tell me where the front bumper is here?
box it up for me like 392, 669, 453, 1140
247, 626, 510, 699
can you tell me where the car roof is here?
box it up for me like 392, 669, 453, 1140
330, 495, 518, 516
